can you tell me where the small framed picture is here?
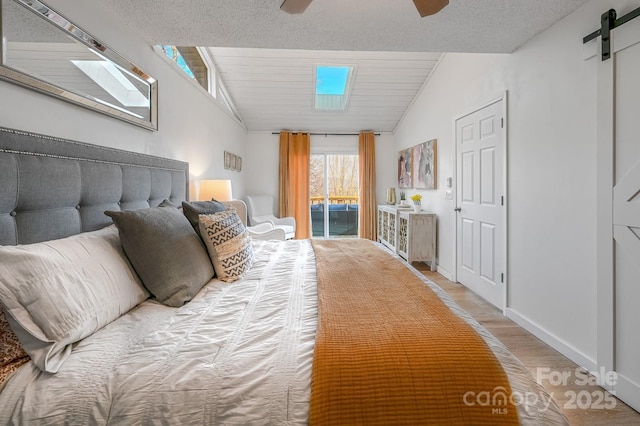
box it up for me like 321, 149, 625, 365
224, 151, 231, 170
236, 157, 242, 171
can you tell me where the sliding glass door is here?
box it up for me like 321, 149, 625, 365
310, 153, 359, 238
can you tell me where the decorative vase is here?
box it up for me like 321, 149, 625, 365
386, 187, 397, 205
413, 203, 421, 213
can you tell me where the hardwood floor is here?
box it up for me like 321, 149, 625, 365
414, 265, 640, 426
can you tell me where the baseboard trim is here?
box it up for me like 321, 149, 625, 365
434, 264, 453, 281
505, 308, 597, 371
616, 374, 640, 412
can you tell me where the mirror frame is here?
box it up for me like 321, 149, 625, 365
0, 0, 158, 130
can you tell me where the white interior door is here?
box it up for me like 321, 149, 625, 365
596, 14, 640, 412
455, 98, 505, 310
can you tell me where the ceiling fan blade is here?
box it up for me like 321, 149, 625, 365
280, 0, 313, 14
412, 0, 449, 17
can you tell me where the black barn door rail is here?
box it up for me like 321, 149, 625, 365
583, 6, 640, 61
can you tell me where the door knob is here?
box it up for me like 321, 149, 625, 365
454, 207, 461, 212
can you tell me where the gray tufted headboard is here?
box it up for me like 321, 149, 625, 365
0, 127, 189, 246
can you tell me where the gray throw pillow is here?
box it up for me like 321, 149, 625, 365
182, 200, 226, 237
105, 200, 214, 307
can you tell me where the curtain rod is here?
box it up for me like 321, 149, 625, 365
271, 132, 381, 136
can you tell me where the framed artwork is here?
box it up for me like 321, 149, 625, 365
412, 139, 437, 189
397, 148, 412, 188
224, 151, 242, 172
224, 151, 232, 169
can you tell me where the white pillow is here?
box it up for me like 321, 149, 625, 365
198, 210, 254, 282
0, 226, 148, 373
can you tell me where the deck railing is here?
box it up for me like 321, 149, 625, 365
310, 196, 359, 237
310, 195, 359, 205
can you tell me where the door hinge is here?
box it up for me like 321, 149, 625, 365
501, 118, 504, 128
501, 273, 504, 283
501, 196, 504, 206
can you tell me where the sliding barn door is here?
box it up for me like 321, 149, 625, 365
596, 13, 640, 412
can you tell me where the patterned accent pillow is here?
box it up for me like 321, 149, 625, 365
1, 308, 30, 387
198, 210, 254, 282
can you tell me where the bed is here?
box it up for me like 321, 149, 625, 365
0, 126, 569, 425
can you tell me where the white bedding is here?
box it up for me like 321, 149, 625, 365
0, 240, 567, 425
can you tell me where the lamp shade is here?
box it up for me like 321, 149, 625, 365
199, 179, 233, 201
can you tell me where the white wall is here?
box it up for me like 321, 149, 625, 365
245, 132, 396, 207
244, 133, 280, 198
373, 134, 397, 204
394, 0, 640, 368
0, 0, 247, 200
394, 53, 510, 280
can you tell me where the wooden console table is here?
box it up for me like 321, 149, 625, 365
377, 205, 436, 269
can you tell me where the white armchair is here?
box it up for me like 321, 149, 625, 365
222, 200, 285, 241
244, 195, 296, 240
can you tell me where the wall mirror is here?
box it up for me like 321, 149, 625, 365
0, 0, 158, 130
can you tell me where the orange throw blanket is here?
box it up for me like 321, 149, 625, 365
310, 239, 519, 425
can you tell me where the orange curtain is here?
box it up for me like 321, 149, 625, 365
359, 132, 377, 240
279, 131, 311, 239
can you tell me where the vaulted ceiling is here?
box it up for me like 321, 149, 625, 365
98, 0, 590, 132
207, 48, 441, 133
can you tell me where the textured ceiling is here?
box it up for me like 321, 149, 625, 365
97, 0, 589, 53
3, 0, 69, 43
93, 0, 590, 132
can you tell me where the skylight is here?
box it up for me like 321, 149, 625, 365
315, 65, 354, 111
